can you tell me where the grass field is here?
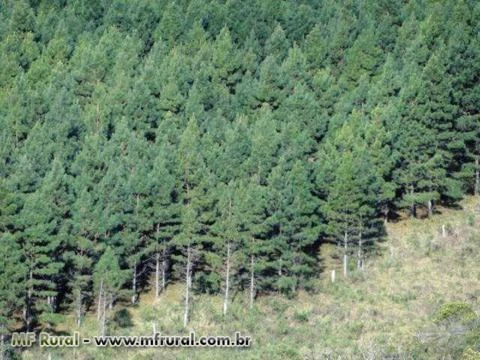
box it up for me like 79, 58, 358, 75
21, 198, 480, 359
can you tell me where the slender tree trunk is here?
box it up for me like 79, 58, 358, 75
100, 291, 107, 337
183, 245, 191, 327
410, 185, 416, 218
249, 255, 255, 309
427, 199, 433, 217
357, 230, 363, 270
76, 290, 82, 328
155, 224, 161, 299
343, 232, 348, 278
155, 224, 168, 297
155, 252, 160, 299
97, 279, 103, 321
0, 327, 4, 360
26, 270, 33, 331
131, 261, 137, 304
278, 226, 283, 277
162, 247, 167, 292
475, 156, 479, 196
223, 242, 231, 316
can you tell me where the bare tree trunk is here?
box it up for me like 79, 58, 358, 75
26, 270, 33, 331
427, 199, 433, 217
131, 261, 137, 304
100, 291, 107, 337
97, 279, 103, 321
76, 290, 82, 328
343, 232, 348, 277
155, 252, 160, 299
0, 328, 4, 360
183, 245, 191, 327
357, 230, 363, 271
162, 247, 167, 292
249, 255, 255, 309
410, 185, 416, 218
223, 242, 231, 316
278, 227, 283, 277
475, 156, 479, 196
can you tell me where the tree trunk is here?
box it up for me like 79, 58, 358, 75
249, 255, 255, 309
343, 232, 348, 277
97, 279, 103, 321
427, 199, 433, 217
183, 245, 191, 327
278, 226, 283, 277
162, 250, 167, 292
155, 252, 160, 299
383, 207, 389, 225
357, 230, 363, 270
100, 291, 107, 337
26, 270, 33, 331
131, 261, 137, 304
475, 156, 479, 196
0, 330, 4, 360
410, 185, 416, 218
76, 290, 82, 328
223, 242, 231, 316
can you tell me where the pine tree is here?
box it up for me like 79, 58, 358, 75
18, 158, 69, 330
173, 116, 205, 326
316, 123, 379, 276
93, 247, 127, 337
209, 181, 243, 315
264, 24, 289, 61
147, 141, 180, 298
0, 184, 25, 357
267, 158, 319, 295
447, 2, 480, 196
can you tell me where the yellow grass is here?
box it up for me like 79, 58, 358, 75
22, 197, 480, 359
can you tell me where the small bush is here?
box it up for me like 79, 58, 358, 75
293, 309, 310, 323
434, 302, 476, 326
112, 308, 133, 328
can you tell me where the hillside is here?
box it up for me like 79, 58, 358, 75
1, 1, 479, 359
19, 198, 480, 360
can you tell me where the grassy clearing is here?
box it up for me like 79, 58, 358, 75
22, 198, 480, 359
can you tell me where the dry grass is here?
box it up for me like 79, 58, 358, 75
22, 197, 480, 359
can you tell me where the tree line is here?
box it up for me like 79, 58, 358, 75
0, 0, 478, 339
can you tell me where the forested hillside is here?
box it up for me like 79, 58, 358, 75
0, 0, 479, 356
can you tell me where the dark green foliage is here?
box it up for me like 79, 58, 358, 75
0, 0, 478, 337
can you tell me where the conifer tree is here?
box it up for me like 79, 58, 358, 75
0, 184, 25, 357
18, 158, 69, 329
267, 158, 319, 295
174, 116, 205, 326
94, 247, 127, 337
147, 142, 180, 298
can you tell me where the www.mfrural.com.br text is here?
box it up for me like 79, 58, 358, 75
10, 331, 251, 348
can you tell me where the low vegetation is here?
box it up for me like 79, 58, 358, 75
17, 198, 480, 360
